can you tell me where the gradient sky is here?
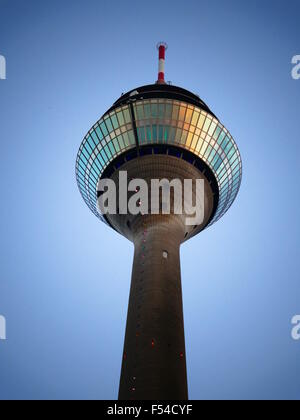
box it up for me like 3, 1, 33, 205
0, 0, 299, 400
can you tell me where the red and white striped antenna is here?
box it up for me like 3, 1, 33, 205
156, 42, 168, 84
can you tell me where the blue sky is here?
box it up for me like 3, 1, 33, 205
0, 0, 299, 400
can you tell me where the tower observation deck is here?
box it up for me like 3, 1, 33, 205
75, 43, 242, 400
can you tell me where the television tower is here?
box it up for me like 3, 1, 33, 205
76, 43, 242, 400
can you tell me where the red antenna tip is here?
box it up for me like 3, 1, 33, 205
156, 42, 168, 84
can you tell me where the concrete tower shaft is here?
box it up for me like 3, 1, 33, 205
104, 155, 214, 399
119, 218, 186, 400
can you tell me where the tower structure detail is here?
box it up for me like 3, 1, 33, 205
75, 45, 242, 400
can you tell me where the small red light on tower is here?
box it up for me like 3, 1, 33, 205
156, 42, 168, 84
151, 339, 155, 347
